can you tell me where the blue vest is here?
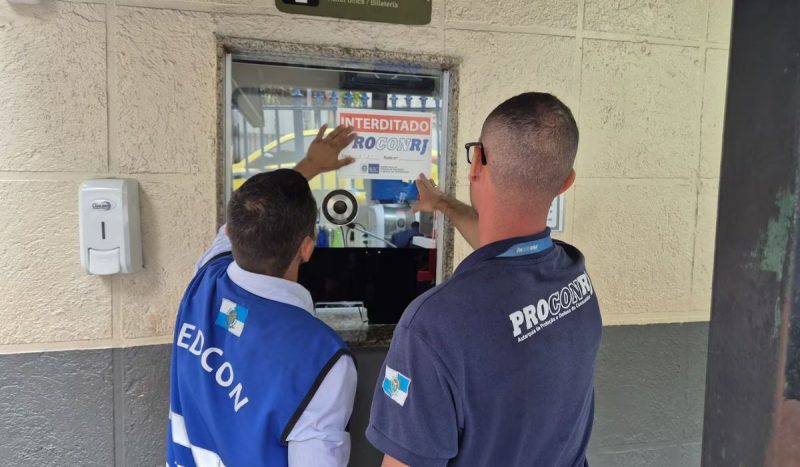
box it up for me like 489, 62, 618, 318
167, 255, 349, 467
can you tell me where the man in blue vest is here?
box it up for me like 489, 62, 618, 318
167, 124, 358, 467
367, 93, 603, 466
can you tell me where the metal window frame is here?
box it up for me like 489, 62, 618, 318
217, 38, 460, 282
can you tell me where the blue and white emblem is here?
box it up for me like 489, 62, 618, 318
382, 366, 411, 406
215, 298, 249, 337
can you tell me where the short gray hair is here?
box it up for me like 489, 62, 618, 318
481, 92, 579, 202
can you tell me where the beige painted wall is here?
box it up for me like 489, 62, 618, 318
0, 0, 732, 352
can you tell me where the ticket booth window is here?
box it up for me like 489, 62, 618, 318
225, 58, 450, 323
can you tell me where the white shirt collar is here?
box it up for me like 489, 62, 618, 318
226, 261, 314, 314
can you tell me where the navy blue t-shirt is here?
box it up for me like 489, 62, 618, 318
367, 230, 602, 467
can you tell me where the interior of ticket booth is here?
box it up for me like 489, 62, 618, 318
226, 59, 448, 324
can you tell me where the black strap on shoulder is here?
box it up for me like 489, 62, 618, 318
196, 251, 233, 276
280, 348, 354, 445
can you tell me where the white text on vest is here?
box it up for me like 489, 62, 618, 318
176, 322, 250, 412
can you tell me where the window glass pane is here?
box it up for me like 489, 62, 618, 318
228, 61, 444, 250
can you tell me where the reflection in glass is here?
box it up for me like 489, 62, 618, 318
229, 62, 443, 250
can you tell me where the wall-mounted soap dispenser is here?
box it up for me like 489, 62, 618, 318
79, 179, 143, 275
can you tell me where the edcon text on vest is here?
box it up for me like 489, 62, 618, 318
176, 323, 250, 413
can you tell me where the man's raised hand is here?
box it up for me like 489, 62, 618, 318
413, 173, 445, 213
295, 124, 357, 180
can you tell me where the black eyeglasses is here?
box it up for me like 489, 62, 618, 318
465, 142, 488, 165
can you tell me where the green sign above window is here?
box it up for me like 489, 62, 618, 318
276, 0, 431, 25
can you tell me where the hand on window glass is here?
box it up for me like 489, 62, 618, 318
413, 174, 445, 213
295, 124, 357, 180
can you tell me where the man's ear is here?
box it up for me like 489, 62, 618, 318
558, 169, 576, 195
469, 153, 484, 182
299, 236, 316, 263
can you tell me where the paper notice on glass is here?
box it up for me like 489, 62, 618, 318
337, 109, 433, 180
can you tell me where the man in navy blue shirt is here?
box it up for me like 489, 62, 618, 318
367, 93, 602, 467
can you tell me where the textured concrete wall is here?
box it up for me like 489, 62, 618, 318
0, 349, 114, 466
1, 1, 730, 344
591, 323, 708, 466
0, 323, 708, 465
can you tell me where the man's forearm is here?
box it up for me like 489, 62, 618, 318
437, 194, 480, 249
293, 159, 319, 181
